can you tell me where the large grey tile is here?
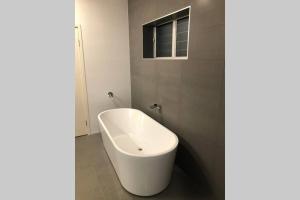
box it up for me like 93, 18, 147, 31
211, 146, 225, 200
188, 24, 225, 61
155, 0, 191, 19
190, 0, 225, 28
129, 28, 143, 61
131, 75, 144, 109
141, 75, 158, 100
132, 60, 157, 77
157, 65, 181, 104
129, 0, 158, 24
159, 99, 181, 133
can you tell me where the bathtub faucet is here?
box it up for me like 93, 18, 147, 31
107, 91, 114, 98
149, 104, 161, 112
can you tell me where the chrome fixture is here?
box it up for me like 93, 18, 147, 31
107, 91, 114, 98
149, 104, 161, 111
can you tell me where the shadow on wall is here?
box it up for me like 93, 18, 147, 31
175, 135, 214, 198
142, 108, 214, 198
108, 94, 125, 108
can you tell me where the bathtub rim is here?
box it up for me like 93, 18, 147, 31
98, 108, 179, 158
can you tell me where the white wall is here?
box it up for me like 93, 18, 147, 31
75, 0, 131, 134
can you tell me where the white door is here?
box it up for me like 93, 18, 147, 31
75, 25, 90, 137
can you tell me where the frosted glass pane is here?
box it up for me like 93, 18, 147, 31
176, 17, 189, 57
156, 22, 173, 57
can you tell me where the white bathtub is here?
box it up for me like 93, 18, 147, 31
97, 108, 178, 196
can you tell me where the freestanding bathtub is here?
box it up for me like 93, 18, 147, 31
97, 108, 178, 196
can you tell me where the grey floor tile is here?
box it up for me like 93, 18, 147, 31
76, 134, 212, 200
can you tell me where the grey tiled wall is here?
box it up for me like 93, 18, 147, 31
128, 0, 224, 199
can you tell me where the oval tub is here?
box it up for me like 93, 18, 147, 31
97, 108, 178, 196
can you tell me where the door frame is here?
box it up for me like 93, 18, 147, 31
75, 24, 91, 136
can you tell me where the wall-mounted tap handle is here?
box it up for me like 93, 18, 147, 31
150, 104, 157, 109
107, 91, 114, 98
149, 103, 161, 111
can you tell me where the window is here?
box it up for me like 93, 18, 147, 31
156, 22, 173, 57
176, 17, 189, 57
143, 6, 191, 59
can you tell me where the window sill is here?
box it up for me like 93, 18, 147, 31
143, 57, 188, 60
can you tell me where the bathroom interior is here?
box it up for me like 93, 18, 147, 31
75, 0, 224, 199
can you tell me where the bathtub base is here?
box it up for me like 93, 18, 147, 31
100, 130, 177, 196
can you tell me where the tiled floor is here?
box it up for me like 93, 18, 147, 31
76, 134, 207, 200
